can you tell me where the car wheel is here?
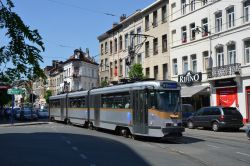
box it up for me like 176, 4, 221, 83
212, 122, 219, 132
187, 121, 194, 129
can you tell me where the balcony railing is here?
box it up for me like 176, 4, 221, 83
207, 63, 241, 79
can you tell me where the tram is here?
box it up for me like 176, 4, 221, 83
49, 80, 184, 138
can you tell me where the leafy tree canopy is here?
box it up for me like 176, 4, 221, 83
128, 63, 144, 81
44, 90, 52, 103
0, 0, 45, 82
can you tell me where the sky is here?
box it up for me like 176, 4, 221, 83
10, 0, 156, 68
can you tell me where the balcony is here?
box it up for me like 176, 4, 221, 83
72, 73, 80, 79
207, 63, 241, 79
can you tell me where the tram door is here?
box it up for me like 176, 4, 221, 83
132, 90, 148, 134
60, 98, 66, 121
93, 95, 101, 127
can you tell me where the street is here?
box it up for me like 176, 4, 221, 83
0, 122, 249, 166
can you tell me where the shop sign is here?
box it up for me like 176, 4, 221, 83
214, 78, 236, 87
178, 71, 202, 86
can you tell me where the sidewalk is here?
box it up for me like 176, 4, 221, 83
0, 118, 50, 127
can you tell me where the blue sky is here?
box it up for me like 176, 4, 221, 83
11, 0, 155, 68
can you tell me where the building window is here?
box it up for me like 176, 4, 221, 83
119, 59, 123, 76
130, 31, 135, 48
173, 59, 178, 75
163, 63, 168, 80
125, 34, 129, 50
203, 51, 209, 71
182, 56, 188, 73
146, 67, 150, 78
215, 11, 222, 33
190, 0, 196, 12
227, 7, 235, 29
162, 34, 167, 52
154, 66, 158, 79
145, 15, 149, 31
153, 38, 158, 55
101, 44, 104, 55
191, 54, 197, 72
190, 23, 196, 40
119, 36, 123, 51
153, 10, 158, 27
137, 27, 142, 45
110, 62, 113, 78
244, 0, 250, 22
137, 54, 142, 64
105, 58, 108, 70
162, 5, 167, 23
145, 41, 150, 57
171, 3, 176, 20
181, 26, 187, 43
181, 0, 186, 15
101, 60, 103, 71
228, 44, 236, 65
216, 47, 224, 67
244, 40, 250, 64
202, 0, 208, 6
105, 42, 108, 53
110, 41, 113, 54
202, 18, 208, 37
114, 38, 117, 53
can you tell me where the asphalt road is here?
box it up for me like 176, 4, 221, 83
0, 122, 249, 166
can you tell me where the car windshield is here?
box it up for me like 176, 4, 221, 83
149, 90, 180, 112
222, 107, 241, 116
39, 109, 48, 112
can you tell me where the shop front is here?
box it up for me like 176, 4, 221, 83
246, 86, 250, 123
214, 78, 238, 107
178, 71, 210, 111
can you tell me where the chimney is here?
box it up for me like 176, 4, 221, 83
120, 14, 126, 22
112, 22, 118, 28
52, 60, 59, 68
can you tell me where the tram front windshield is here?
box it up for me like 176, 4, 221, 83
150, 90, 180, 112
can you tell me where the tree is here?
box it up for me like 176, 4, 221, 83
0, 0, 45, 81
44, 90, 52, 103
128, 63, 144, 81
101, 80, 108, 87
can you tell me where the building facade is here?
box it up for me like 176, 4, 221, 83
170, 0, 250, 123
98, 0, 170, 83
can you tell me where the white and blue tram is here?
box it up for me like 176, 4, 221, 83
49, 80, 184, 138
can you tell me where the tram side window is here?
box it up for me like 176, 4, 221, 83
148, 91, 157, 109
69, 97, 86, 108
50, 100, 60, 108
101, 92, 130, 109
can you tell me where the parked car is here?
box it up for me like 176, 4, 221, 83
182, 104, 194, 126
37, 109, 49, 118
187, 106, 244, 132
246, 125, 250, 139
17, 107, 38, 121
14, 107, 21, 119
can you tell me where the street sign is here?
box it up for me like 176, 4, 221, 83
7, 88, 25, 95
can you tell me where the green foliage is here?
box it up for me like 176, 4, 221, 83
0, 0, 45, 81
101, 80, 108, 87
44, 90, 52, 103
128, 63, 144, 81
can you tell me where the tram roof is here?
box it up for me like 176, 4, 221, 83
90, 80, 180, 95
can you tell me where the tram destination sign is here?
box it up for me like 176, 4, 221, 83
178, 71, 202, 86
7, 88, 25, 95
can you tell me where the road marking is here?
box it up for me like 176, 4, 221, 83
236, 152, 250, 157
72, 146, 78, 151
207, 144, 220, 149
80, 154, 87, 159
66, 140, 71, 145
90, 164, 96, 166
